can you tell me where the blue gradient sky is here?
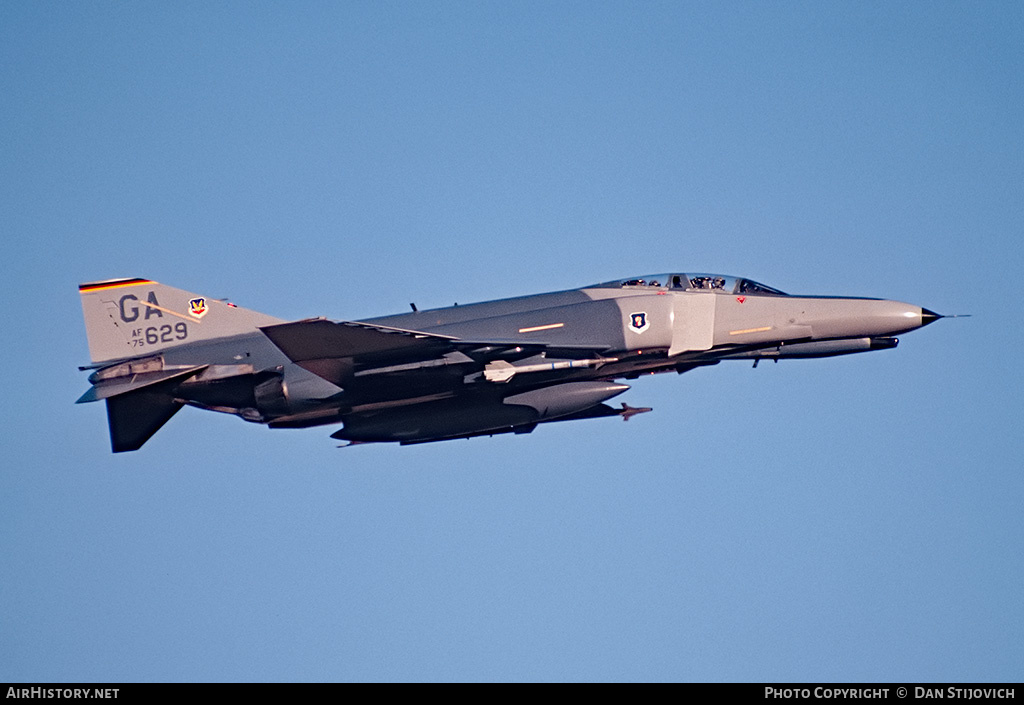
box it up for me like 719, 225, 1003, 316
2, 1, 1021, 682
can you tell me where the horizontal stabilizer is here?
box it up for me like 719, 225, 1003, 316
77, 366, 207, 404
99, 367, 201, 452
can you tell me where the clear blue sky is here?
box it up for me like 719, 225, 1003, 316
2, 1, 1021, 682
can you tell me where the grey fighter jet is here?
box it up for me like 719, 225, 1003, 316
77, 273, 944, 452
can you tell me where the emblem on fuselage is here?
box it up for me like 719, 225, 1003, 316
188, 297, 208, 319
628, 311, 649, 334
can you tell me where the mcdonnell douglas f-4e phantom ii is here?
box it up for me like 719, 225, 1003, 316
78, 273, 945, 452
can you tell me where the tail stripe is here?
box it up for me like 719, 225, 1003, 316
79, 278, 154, 293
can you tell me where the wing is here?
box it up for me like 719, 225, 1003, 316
262, 318, 609, 378
261, 318, 458, 370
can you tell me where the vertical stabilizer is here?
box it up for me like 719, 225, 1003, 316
79, 278, 284, 364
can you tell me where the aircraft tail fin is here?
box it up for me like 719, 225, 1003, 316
79, 278, 284, 364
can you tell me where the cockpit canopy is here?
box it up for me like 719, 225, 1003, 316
591, 273, 788, 296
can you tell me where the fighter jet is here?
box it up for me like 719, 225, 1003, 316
77, 273, 944, 452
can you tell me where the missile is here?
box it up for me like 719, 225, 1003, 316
618, 403, 653, 421
483, 357, 618, 383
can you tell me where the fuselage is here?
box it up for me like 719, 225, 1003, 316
369, 273, 933, 361
78, 272, 941, 449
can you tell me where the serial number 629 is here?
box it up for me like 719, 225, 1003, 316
131, 322, 188, 347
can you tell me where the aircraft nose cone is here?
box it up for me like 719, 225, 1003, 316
921, 308, 943, 326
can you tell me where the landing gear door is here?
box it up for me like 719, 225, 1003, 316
670, 294, 716, 356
